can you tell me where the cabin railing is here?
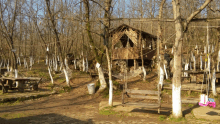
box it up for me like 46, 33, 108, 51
112, 47, 156, 60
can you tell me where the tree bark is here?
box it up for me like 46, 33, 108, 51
103, 0, 113, 106
157, 0, 166, 88
83, 0, 107, 93
0, 0, 18, 77
45, 0, 70, 86
171, 0, 212, 118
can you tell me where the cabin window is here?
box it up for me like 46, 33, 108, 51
116, 34, 134, 48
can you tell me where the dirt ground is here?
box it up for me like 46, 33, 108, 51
0, 63, 219, 124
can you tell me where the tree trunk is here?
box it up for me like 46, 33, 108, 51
159, 66, 164, 86
171, 0, 212, 118
106, 46, 113, 106
157, 0, 166, 88
212, 69, 217, 96
103, 0, 113, 106
48, 66, 54, 84
83, 0, 107, 93
15, 69, 18, 87
45, 0, 69, 87
172, 0, 183, 118
96, 63, 107, 92
63, 68, 70, 86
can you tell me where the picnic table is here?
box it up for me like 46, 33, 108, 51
0, 77, 42, 93
181, 70, 206, 83
182, 70, 220, 83
0, 68, 7, 75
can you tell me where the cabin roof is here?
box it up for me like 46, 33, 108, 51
110, 24, 157, 39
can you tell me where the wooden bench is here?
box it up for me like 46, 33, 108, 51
181, 76, 191, 82
122, 84, 161, 113
0, 77, 42, 93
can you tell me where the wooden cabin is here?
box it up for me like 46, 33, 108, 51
110, 24, 157, 62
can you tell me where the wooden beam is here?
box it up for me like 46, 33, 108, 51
98, 18, 220, 22
123, 102, 160, 108
125, 89, 158, 95
98, 18, 174, 22
129, 95, 158, 100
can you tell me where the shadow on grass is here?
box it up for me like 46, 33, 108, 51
0, 93, 98, 114
0, 113, 94, 124
182, 104, 200, 117
130, 107, 171, 116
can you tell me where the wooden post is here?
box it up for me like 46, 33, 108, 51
18, 81, 25, 92
158, 84, 161, 114
134, 59, 137, 70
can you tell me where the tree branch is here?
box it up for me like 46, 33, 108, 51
184, 0, 213, 32
208, 5, 220, 13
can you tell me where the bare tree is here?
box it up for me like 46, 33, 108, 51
157, 0, 166, 87
103, 0, 113, 106
45, 0, 70, 86
0, 0, 19, 79
83, 0, 107, 93
171, 0, 212, 118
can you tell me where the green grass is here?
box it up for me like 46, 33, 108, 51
163, 89, 172, 95
79, 71, 89, 75
142, 80, 150, 83
165, 79, 172, 83
159, 115, 167, 121
58, 86, 72, 93
59, 89, 65, 93
58, 78, 66, 83
113, 80, 120, 87
182, 91, 200, 97
63, 86, 71, 92
46, 83, 55, 91
12, 113, 24, 118
188, 104, 194, 107
2, 113, 9, 118
1, 113, 26, 119
169, 117, 186, 122
182, 103, 195, 108
114, 90, 121, 95
102, 88, 109, 98
0, 94, 51, 106
99, 109, 118, 115
196, 118, 208, 121
98, 80, 122, 98
47, 83, 54, 87
99, 106, 118, 115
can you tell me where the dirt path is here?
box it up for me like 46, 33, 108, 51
0, 71, 218, 124
0, 73, 166, 124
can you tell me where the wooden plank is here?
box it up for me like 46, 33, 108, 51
190, 81, 197, 83
163, 87, 207, 92
125, 89, 158, 95
129, 95, 158, 100
123, 102, 160, 108
1, 77, 41, 81
215, 75, 220, 78
181, 77, 191, 78
182, 98, 199, 104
